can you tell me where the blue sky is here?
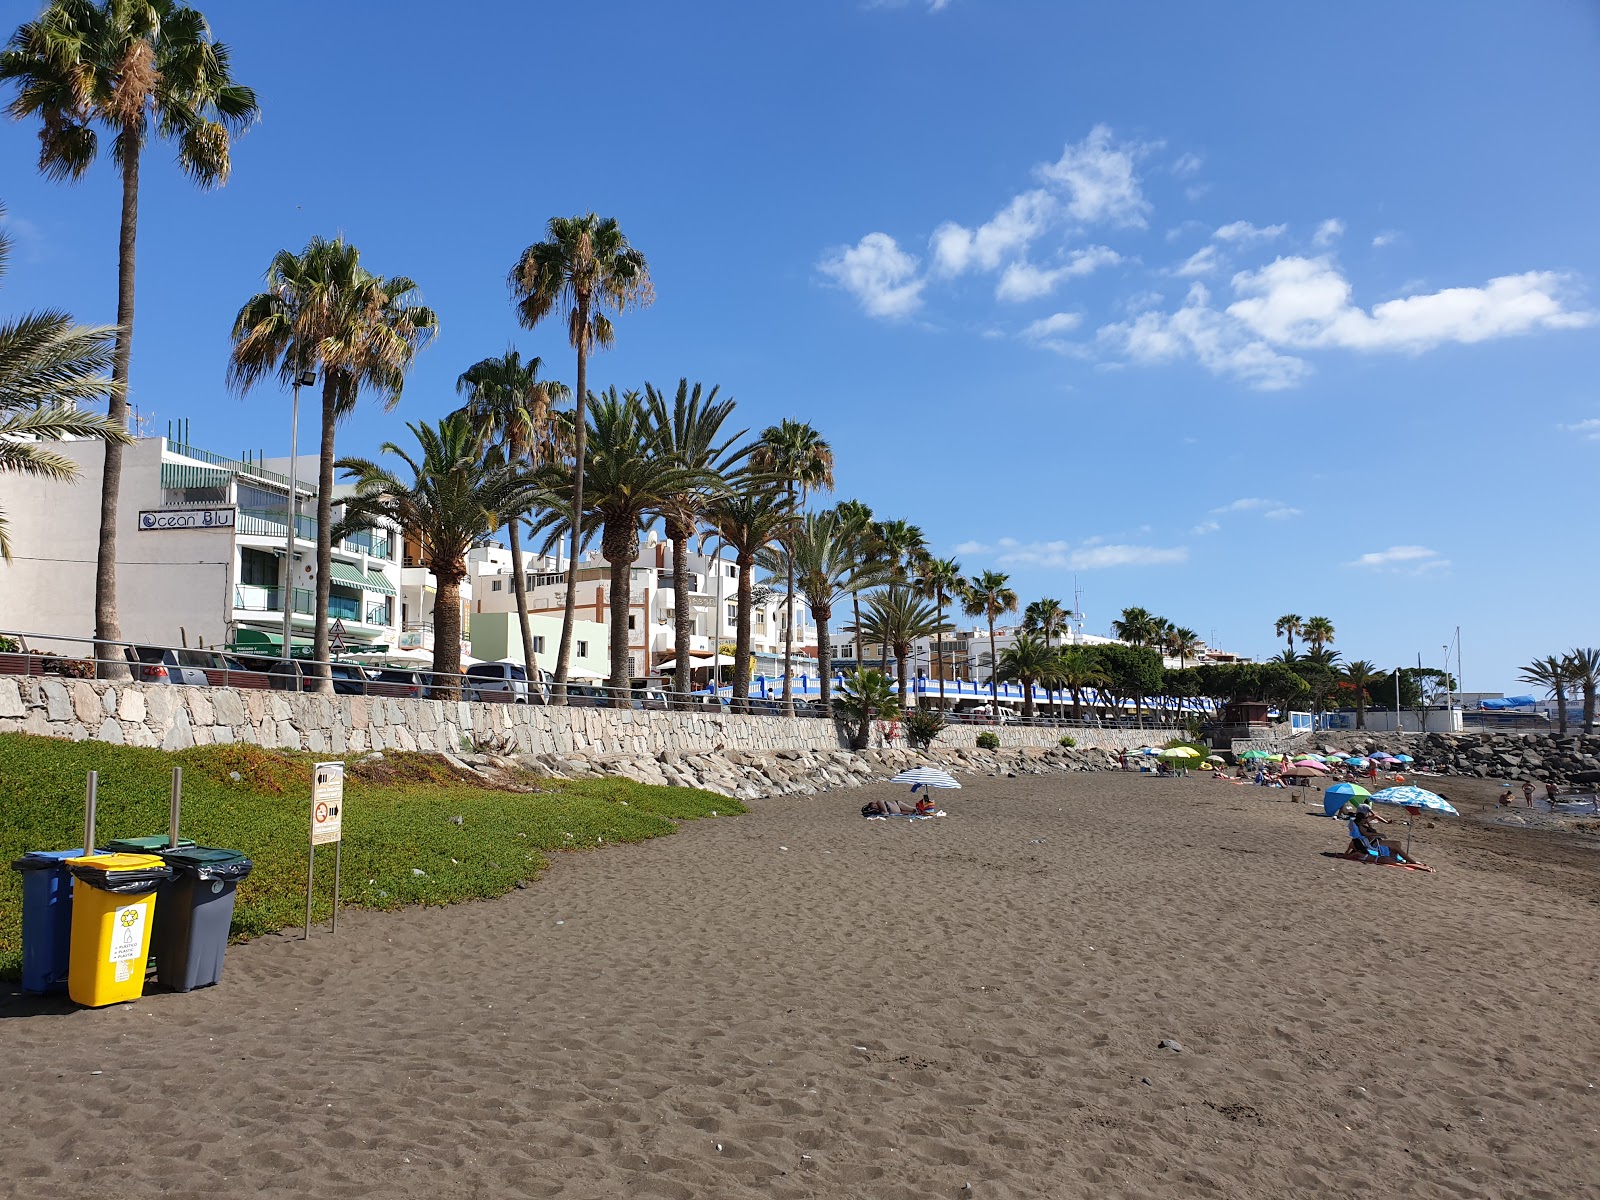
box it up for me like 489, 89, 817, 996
2, 0, 1597, 691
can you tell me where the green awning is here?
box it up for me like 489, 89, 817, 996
229, 628, 313, 654
328, 562, 367, 589
363, 568, 396, 596
161, 462, 233, 489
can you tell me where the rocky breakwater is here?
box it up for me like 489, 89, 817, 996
463, 741, 1123, 801
1315, 730, 1600, 787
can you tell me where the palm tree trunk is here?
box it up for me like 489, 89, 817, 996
816, 606, 832, 716
431, 569, 464, 698
852, 591, 864, 668
605, 531, 633, 709
507, 517, 538, 694
553, 315, 590, 705
94, 137, 142, 681
781, 482, 795, 715
310, 377, 339, 695
1555, 683, 1569, 735
670, 518, 693, 712
733, 554, 754, 712
1022, 678, 1035, 719
1584, 677, 1596, 735
896, 642, 909, 709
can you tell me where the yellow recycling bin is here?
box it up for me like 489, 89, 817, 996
65, 853, 174, 1008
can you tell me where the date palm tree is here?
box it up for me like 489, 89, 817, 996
643, 380, 747, 709
963, 570, 1017, 712
1566, 648, 1600, 736
1053, 648, 1109, 723
869, 518, 926, 668
1164, 625, 1201, 667
1274, 613, 1303, 655
1024, 598, 1069, 648
915, 555, 964, 708
834, 667, 899, 752
752, 419, 833, 714
3, 0, 258, 670
333, 414, 535, 695
850, 585, 948, 708
1518, 655, 1577, 736
1111, 606, 1160, 650
833, 499, 874, 666
1341, 659, 1381, 729
705, 484, 792, 709
1301, 615, 1335, 655
454, 349, 569, 688
229, 237, 437, 691
0, 206, 130, 559
997, 631, 1055, 719
509, 214, 651, 703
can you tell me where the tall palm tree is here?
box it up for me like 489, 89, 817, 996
963, 570, 1017, 712
850, 585, 948, 708
1054, 648, 1109, 722
0, 206, 130, 559
643, 380, 747, 708
509, 214, 651, 703
3, 0, 258, 671
752, 419, 834, 714
333, 415, 534, 695
869, 518, 927, 668
1164, 625, 1201, 667
1112, 606, 1162, 649
531, 388, 710, 706
1274, 613, 1303, 655
915, 556, 964, 708
454, 349, 569, 689
758, 510, 880, 715
1566, 648, 1600, 736
832, 498, 874, 666
997, 631, 1055, 719
1341, 659, 1380, 729
229, 237, 437, 691
705, 485, 791, 709
1302, 615, 1335, 654
1024, 598, 1069, 648
1519, 655, 1576, 736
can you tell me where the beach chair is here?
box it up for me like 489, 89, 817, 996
1346, 820, 1384, 861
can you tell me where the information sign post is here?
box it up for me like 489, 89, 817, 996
306, 762, 345, 939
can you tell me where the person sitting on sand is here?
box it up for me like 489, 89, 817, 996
862, 796, 936, 817
1347, 803, 1431, 871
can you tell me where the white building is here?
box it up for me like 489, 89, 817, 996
0, 436, 402, 657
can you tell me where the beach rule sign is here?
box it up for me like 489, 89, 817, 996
311, 762, 345, 846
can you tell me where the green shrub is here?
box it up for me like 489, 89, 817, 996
1058, 734, 1077, 749
976, 730, 1000, 750
902, 707, 947, 750
0, 635, 18, 653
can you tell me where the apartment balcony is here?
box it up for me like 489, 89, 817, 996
233, 586, 391, 628
657, 571, 716, 599
651, 628, 714, 653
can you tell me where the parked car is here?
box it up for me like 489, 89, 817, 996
563, 682, 615, 708
369, 667, 428, 699
254, 659, 370, 695
465, 661, 545, 704
634, 686, 669, 710
125, 645, 223, 686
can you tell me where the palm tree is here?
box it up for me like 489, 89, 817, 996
229, 237, 437, 691
834, 667, 900, 752
333, 415, 534, 695
0, 205, 131, 559
1054, 648, 1109, 722
1519, 655, 1576, 736
1024, 598, 1069, 648
1112, 606, 1162, 649
1341, 659, 1381, 729
832, 499, 874, 666
705, 485, 791, 709
963, 570, 1018, 712
752, 420, 834, 714
997, 631, 1055, 719
849, 586, 948, 708
509, 214, 652, 703
915, 556, 964, 708
1302, 615, 1335, 654
643, 380, 747, 709
1274, 614, 1303, 655
3, 0, 258, 670
758, 510, 879, 715
1566, 648, 1600, 736
868, 518, 926, 668
531, 388, 710, 706
454, 350, 569, 689
1160, 625, 1201, 667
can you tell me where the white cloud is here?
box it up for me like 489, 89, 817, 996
1098, 283, 1312, 391
1021, 312, 1083, 340
817, 232, 925, 318
1312, 218, 1344, 248
1036, 125, 1152, 228
1191, 520, 1221, 535
1264, 506, 1302, 520
1372, 230, 1400, 248
953, 536, 1188, 569
931, 189, 1055, 277
1346, 545, 1450, 573
1228, 256, 1594, 352
1171, 152, 1204, 178
1174, 245, 1219, 277
1560, 418, 1600, 441
1215, 220, 1287, 243
1068, 544, 1190, 569
1210, 497, 1281, 514
995, 245, 1121, 301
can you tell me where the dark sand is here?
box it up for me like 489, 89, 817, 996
3, 771, 1599, 1199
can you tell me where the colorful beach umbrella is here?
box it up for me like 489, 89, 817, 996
1160, 747, 1200, 758
889, 767, 962, 791
1323, 781, 1371, 816
1239, 750, 1270, 760
1295, 759, 1331, 772
1369, 785, 1456, 815
1393, 754, 1414, 763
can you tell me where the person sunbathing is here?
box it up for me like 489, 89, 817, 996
1346, 804, 1431, 871
862, 797, 936, 817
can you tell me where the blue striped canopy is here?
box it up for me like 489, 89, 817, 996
888, 767, 962, 789
1369, 785, 1458, 815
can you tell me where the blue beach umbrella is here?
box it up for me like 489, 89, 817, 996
1393, 754, 1414, 763
1323, 781, 1370, 816
889, 767, 962, 795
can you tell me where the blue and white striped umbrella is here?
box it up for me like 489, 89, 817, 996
1369, 785, 1457, 816
888, 767, 962, 791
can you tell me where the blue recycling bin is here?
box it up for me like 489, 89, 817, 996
10, 848, 85, 994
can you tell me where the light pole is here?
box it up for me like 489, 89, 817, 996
280, 367, 316, 661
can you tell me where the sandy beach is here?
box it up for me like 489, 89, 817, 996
3, 769, 1599, 1199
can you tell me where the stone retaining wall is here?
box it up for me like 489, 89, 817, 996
0, 678, 1159, 761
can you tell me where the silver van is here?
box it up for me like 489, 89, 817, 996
465, 661, 547, 704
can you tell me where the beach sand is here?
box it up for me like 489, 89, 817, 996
3, 770, 1598, 1199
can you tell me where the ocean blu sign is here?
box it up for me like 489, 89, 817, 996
138, 507, 236, 531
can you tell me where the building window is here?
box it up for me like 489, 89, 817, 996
726, 564, 736, 578
491, 579, 502, 592
726, 603, 737, 623
238, 547, 277, 588
627, 614, 636, 630
577, 640, 589, 657
532, 635, 545, 654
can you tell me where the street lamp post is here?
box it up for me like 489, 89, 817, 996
280, 367, 316, 661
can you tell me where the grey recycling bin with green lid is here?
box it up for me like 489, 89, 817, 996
152, 847, 253, 992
